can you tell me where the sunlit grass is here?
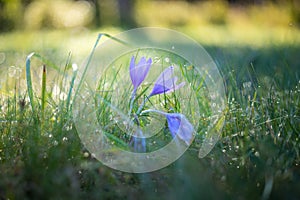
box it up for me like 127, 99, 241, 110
0, 30, 299, 199
1, 24, 299, 54
0, 27, 121, 61
135, 0, 300, 47
0, 3, 300, 198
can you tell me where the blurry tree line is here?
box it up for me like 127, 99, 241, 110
0, 0, 299, 32
0, 0, 136, 31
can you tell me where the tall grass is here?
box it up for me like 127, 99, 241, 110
0, 33, 299, 199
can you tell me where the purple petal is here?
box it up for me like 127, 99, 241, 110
149, 84, 167, 96
166, 113, 194, 145
129, 56, 152, 90
166, 114, 181, 137
155, 66, 174, 85
167, 81, 185, 93
149, 66, 185, 96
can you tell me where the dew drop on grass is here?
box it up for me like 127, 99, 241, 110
60, 92, 67, 101
152, 56, 160, 63
52, 85, 61, 96
164, 57, 170, 63
231, 133, 238, 137
65, 125, 72, 131
62, 137, 68, 142
83, 152, 89, 158
72, 63, 78, 72
243, 81, 252, 88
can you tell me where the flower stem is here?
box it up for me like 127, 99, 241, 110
140, 109, 166, 116
128, 88, 137, 116
136, 95, 150, 115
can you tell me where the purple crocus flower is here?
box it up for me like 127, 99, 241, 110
149, 66, 185, 97
130, 56, 152, 92
140, 109, 194, 145
165, 113, 194, 145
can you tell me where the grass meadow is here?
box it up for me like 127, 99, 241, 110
0, 2, 300, 199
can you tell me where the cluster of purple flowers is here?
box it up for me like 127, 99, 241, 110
129, 56, 194, 151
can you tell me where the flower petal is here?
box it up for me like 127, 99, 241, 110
167, 81, 185, 93
139, 109, 194, 145
155, 66, 174, 86
166, 114, 181, 137
149, 66, 185, 96
166, 113, 194, 145
129, 56, 152, 90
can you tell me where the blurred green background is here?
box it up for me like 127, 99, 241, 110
1, 1, 300, 199
1, 0, 300, 52
1, 0, 299, 90
1, 0, 300, 30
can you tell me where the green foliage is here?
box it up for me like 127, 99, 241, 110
0, 0, 23, 31
0, 33, 299, 199
0, 4, 299, 195
24, 0, 94, 29
1, 0, 299, 32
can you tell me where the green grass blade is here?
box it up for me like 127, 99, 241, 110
41, 64, 47, 120
66, 64, 78, 112
198, 107, 228, 158
26, 52, 36, 114
74, 33, 130, 100
74, 34, 103, 99
33, 53, 61, 72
